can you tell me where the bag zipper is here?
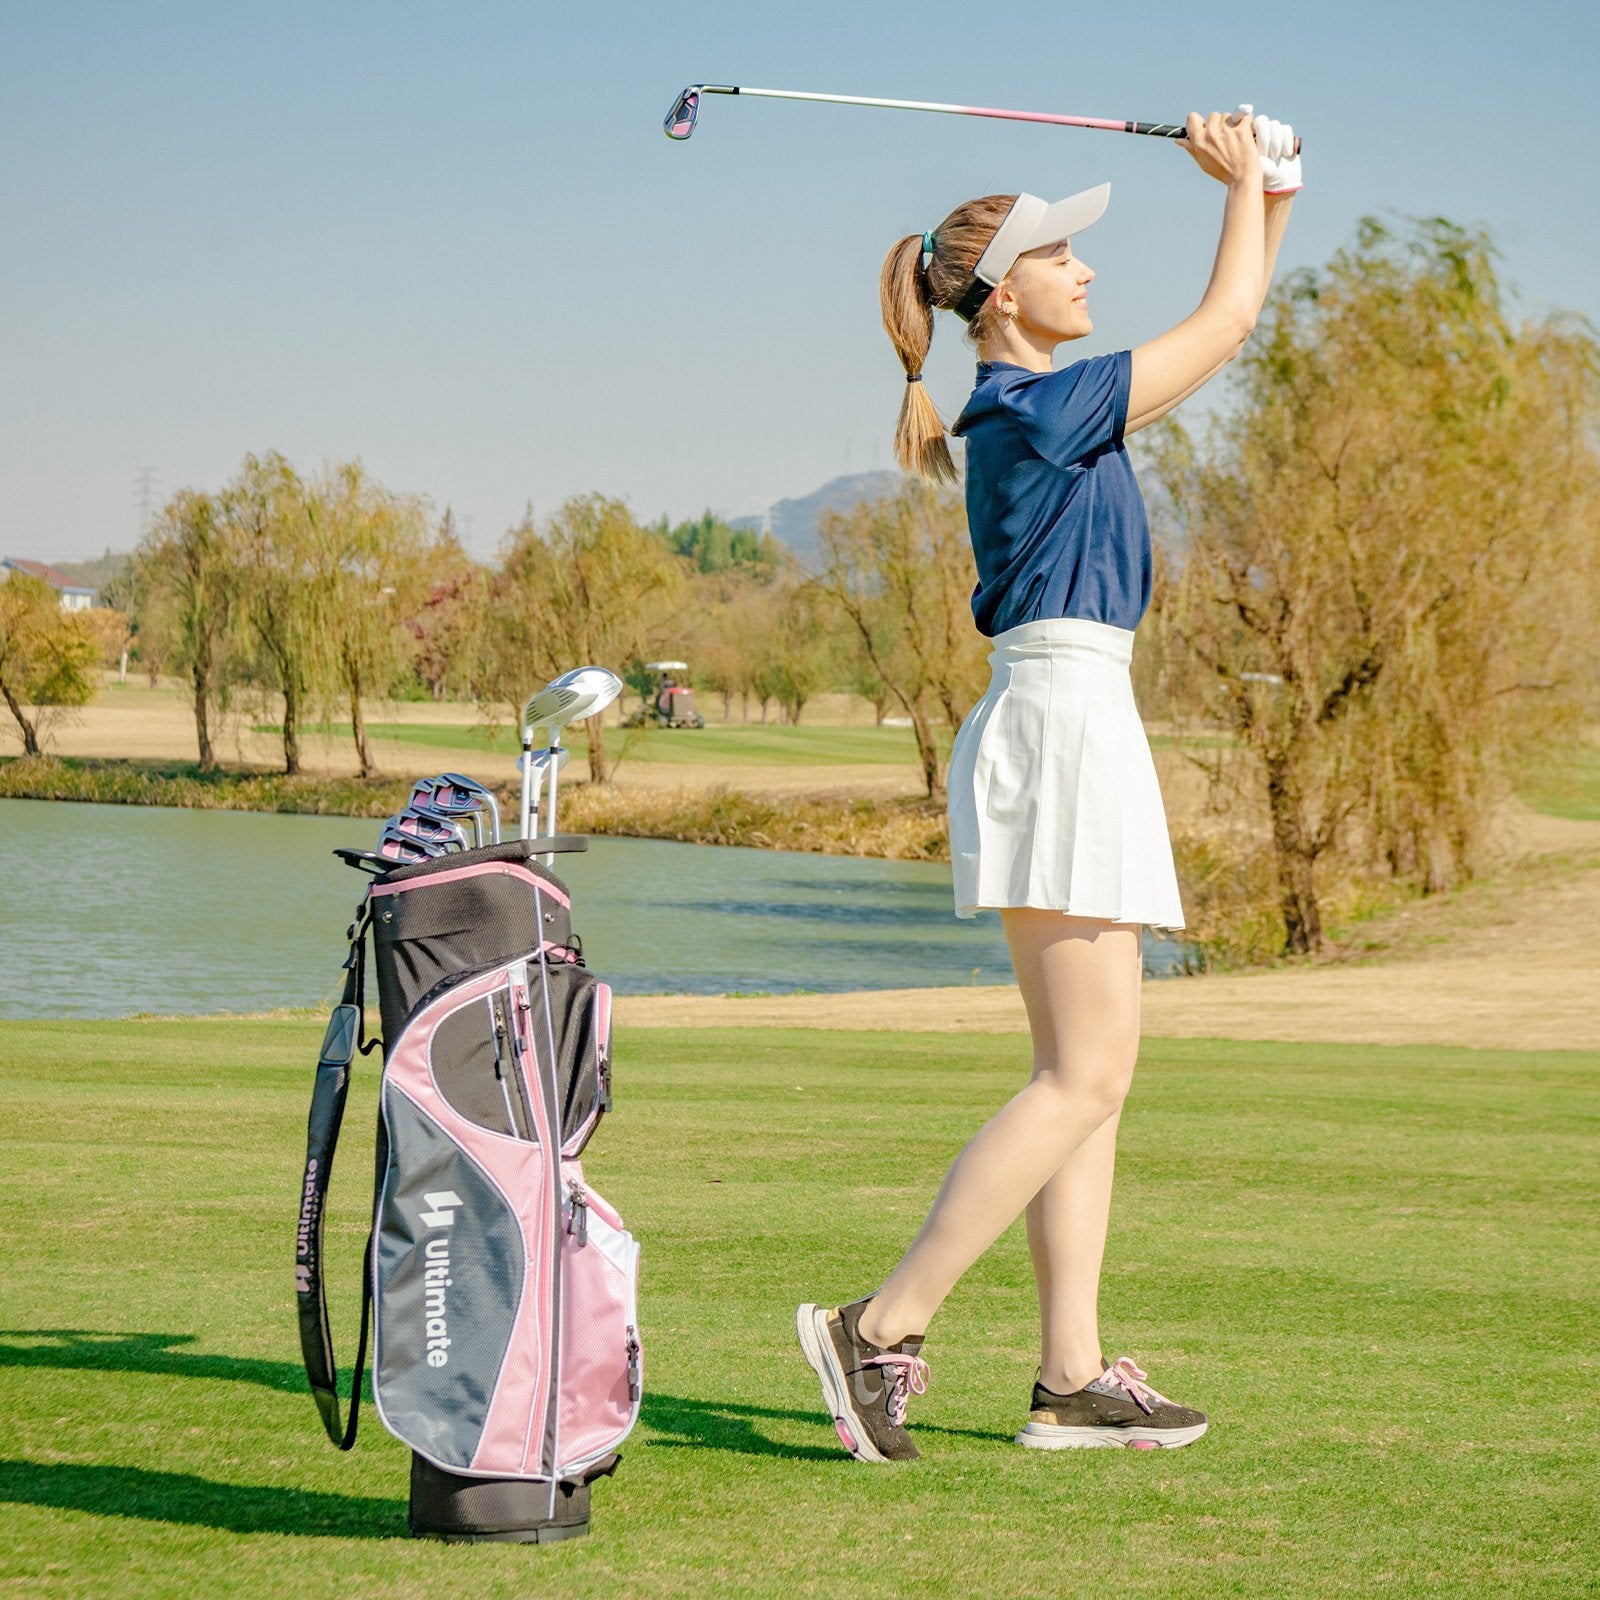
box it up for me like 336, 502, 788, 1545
492, 989, 535, 1141
565, 1178, 589, 1246
512, 959, 563, 1481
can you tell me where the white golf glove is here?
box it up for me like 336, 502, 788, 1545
1237, 103, 1302, 194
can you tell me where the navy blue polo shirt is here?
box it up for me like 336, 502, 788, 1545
951, 352, 1151, 637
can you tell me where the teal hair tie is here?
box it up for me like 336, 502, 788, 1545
921, 230, 936, 255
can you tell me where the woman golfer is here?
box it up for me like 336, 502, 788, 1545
797, 108, 1300, 1459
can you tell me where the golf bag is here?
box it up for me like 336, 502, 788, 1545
295, 838, 641, 1543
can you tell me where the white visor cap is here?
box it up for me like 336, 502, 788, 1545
972, 183, 1111, 289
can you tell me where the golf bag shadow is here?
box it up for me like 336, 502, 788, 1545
295, 837, 641, 1543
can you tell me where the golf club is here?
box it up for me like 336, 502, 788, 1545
520, 666, 625, 861
665, 83, 1300, 154
434, 772, 503, 846
392, 807, 471, 852
375, 825, 438, 865
518, 745, 571, 850
408, 776, 492, 847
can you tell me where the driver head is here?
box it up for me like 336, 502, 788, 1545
522, 666, 624, 740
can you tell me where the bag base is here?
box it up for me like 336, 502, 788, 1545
408, 1453, 590, 1543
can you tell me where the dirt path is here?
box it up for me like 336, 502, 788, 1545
615, 946, 1595, 1052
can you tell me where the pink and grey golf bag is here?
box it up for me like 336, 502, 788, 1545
295, 837, 641, 1543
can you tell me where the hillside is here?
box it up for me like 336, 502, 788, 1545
730, 470, 905, 570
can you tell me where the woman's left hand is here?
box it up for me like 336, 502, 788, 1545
1239, 104, 1303, 194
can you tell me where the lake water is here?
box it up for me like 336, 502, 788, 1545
0, 799, 1192, 1020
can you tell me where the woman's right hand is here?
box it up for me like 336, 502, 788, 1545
1178, 109, 1262, 187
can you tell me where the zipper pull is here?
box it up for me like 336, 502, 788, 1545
599, 1055, 613, 1113
625, 1326, 641, 1402
566, 1178, 588, 1246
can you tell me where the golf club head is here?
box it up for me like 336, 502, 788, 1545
664, 86, 701, 139
522, 666, 625, 742
393, 807, 470, 851
375, 823, 438, 864
410, 776, 489, 846
434, 771, 502, 845
516, 745, 572, 777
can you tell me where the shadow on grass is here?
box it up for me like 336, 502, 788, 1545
1, 1331, 1002, 1463
642, 1391, 1001, 1456
0, 1459, 405, 1539
0, 1330, 356, 1398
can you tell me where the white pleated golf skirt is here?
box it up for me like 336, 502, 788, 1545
947, 616, 1186, 930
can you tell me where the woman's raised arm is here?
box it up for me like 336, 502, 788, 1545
1124, 109, 1291, 435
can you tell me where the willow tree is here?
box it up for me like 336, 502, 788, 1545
489, 495, 690, 784
227, 453, 329, 776
133, 489, 242, 770
309, 462, 431, 778
769, 579, 847, 725
814, 480, 988, 801
1145, 217, 1600, 955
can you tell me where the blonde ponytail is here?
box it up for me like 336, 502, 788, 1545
879, 194, 1017, 485
881, 233, 952, 482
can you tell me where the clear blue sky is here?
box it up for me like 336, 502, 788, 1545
3, 0, 1594, 563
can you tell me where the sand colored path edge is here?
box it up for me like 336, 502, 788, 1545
612, 952, 1595, 1053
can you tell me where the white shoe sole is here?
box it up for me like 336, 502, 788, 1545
1014, 1419, 1209, 1450
794, 1302, 890, 1464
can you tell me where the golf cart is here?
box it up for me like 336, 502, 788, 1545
623, 660, 706, 729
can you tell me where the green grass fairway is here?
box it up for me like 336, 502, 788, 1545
2, 1022, 1596, 1598
257, 721, 1227, 767
1520, 745, 1600, 821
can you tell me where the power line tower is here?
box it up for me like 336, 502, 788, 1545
134, 468, 159, 538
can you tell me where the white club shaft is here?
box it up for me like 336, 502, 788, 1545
543, 741, 561, 868
520, 737, 534, 840
729, 85, 975, 117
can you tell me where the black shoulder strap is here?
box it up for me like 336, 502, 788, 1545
295, 903, 380, 1449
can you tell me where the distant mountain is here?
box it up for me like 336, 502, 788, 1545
730, 471, 905, 572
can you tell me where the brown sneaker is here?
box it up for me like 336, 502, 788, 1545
1015, 1356, 1208, 1450
795, 1295, 930, 1462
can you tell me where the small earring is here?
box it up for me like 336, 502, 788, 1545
1004, 305, 1019, 321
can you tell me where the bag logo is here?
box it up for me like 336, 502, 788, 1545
294, 1158, 319, 1291
420, 1190, 464, 1367
419, 1189, 464, 1229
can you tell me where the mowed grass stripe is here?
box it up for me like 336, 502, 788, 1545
251, 721, 1233, 767
1, 1021, 1596, 1598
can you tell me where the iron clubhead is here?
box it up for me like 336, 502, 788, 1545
409, 776, 490, 846
375, 823, 438, 863
664, 86, 701, 139
434, 772, 502, 845
393, 807, 470, 851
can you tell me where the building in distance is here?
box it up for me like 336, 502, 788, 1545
1, 557, 96, 610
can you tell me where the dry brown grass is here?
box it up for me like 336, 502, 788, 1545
559, 780, 948, 860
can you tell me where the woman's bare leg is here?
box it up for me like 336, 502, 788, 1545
1028, 1107, 1122, 1393
857, 910, 1142, 1350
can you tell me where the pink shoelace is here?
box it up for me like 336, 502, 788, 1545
863, 1351, 931, 1426
1099, 1356, 1175, 1415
